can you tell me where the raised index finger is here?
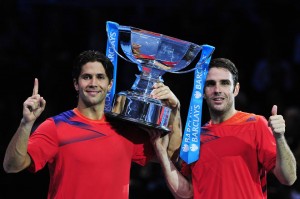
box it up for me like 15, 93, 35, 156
32, 78, 39, 96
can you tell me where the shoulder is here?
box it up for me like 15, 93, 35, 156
52, 110, 75, 122
234, 111, 266, 124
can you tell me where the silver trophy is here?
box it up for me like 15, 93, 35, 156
106, 21, 205, 132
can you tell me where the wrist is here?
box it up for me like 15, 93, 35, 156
20, 119, 34, 131
274, 133, 285, 139
172, 100, 180, 110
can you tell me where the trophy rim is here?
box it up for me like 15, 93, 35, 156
119, 25, 202, 72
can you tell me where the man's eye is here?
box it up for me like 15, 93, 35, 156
82, 75, 91, 80
205, 81, 215, 87
97, 75, 106, 80
221, 81, 230, 85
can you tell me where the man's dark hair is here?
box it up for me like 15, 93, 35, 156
209, 58, 239, 87
72, 50, 114, 82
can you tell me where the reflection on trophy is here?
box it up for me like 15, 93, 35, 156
106, 21, 205, 132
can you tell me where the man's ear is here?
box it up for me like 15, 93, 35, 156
233, 82, 240, 96
108, 80, 113, 91
73, 78, 79, 91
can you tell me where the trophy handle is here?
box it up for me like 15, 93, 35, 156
106, 21, 138, 65
169, 45, 215, 74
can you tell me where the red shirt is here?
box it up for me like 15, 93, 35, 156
28, 108, 154, 199
181, 111, 276, 199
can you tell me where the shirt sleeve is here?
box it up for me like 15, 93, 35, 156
256, 116, 277, 172
180, 161, 191, 177
132, 129, 155, 166
121, 125, 155, 166
27, 118, 59, 172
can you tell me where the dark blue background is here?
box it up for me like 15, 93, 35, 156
1, 0, 299, 198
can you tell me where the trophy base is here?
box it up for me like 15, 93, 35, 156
107, 91, 172, 134
106, 112, 170, 134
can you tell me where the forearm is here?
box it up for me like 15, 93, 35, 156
157, 148, 193, 199
3, 119, 33, 173
167, 103, 183, 162
273, 134, 297, 185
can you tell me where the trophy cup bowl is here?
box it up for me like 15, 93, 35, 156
106, 21, 202, 132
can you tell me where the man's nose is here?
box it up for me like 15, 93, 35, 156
90, 77, 98, 86
214, 83, 221, 92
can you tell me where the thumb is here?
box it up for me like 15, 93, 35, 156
271, 105, 277, 116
